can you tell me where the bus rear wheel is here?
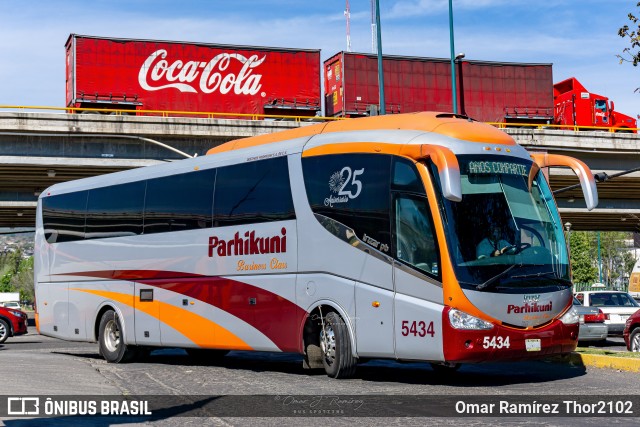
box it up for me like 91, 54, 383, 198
320, 311, 356, 378
98, 309, 136, 363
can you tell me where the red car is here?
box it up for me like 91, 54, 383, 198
0, 305, 28, 344
624, 308, 640, 352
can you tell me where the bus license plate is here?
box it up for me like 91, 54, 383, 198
525, 339, 541, 352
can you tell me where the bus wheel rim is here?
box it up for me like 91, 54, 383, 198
104, 319, 120, 353
320, 325, 336, 364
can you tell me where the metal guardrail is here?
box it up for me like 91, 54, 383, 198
573, 283, 629, 293
0, 106, 637, 132
487, 121, 639, 133
0, 105, 344, 123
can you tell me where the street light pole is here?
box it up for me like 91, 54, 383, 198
448, 0, 457, 114
375, 0, 386, 115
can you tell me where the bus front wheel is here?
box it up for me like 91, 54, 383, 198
98, 309, 135, 363
320, 311, 357, 378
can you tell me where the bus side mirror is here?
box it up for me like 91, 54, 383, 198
400, 144, 461, 202
420, 145, 462, 202
530, 153, 598, 211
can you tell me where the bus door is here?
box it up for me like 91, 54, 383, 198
354, 252, 395, 358
391, 159, 445, 361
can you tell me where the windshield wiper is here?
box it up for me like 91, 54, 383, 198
511, 271, 572, 285
512, 271, 559, 279
475, 263, 522, 291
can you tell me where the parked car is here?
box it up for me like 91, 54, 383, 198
624, 309, 640, 352
1, 302, 21, 310
573, 297, 608, 342
0, 305, 28, 343
574, 291, 640, 335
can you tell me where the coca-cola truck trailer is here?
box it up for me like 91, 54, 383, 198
324, 51, 636, 131
65, 34, 321, 117
324, 51, 554, 123
554, 77, 637, 131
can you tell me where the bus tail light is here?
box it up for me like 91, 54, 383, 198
448, 308, 493, 330
559, 307, 579, 325
584, 309, 606, 323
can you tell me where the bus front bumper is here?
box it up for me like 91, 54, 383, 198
442, 315, 579, 363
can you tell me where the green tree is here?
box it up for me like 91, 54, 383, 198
0, 272, 12, 292
11, 256, 34, 304
597, 231, 636, 287
618, 2, 640, 69
0, 248, 22, 293
569, 231, 598, 284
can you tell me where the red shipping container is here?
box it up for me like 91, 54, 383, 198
324, 51, 554, 124
66, 34, 321, 117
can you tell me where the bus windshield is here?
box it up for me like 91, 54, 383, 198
431, 155, 570, 292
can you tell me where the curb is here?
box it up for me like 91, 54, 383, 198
566, 352, 640, 372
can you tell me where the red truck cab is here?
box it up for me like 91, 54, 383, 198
554, 77, 637, 131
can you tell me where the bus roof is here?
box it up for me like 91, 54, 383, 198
206, 112, 516, 155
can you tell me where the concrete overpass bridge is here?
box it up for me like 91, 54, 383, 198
0, 111, 638, 231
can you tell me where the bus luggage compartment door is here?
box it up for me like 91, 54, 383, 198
134, 284, 161, 346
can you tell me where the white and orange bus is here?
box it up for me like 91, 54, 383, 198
34, 112, 598, 378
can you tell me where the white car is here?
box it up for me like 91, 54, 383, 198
574, 291, 640, 335
1, 302, 21, 310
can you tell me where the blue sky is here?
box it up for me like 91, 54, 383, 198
0, 0, 638, 117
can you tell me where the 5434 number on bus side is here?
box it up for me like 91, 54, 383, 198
400, 320, 435, 337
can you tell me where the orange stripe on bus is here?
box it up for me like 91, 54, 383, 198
71, 288, 252, 350
206, 112, 516, 156
302, 142, 405, 157
206, 123, 328, 155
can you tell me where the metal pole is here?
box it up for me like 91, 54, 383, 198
375, 0, 386, 115
598, 231, 603, 283
448, 0, 457, 114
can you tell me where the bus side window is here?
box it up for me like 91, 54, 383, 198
85, 181, 146, 239
213, 156, 295, 227
302, 153, 391, 253
144, 168, 215, 234
42, 190, 88, 243
391, 157, 438, 277
392, 157, 426, 195
394, 196, 438, 276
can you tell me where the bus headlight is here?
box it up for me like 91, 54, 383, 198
559, 306, 579, 325
448, 308, 494, 330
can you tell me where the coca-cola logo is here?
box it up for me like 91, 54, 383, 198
138, 49, 265, 96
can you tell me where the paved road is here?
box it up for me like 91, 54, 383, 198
0, 332, 638, 426
579, 336, 628, 352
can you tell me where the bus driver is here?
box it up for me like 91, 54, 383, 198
476, 225, 512, 259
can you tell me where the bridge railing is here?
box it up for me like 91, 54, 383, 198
0, 105, 344, 123
487, 121, 639, 133
0, 105, 638, 132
